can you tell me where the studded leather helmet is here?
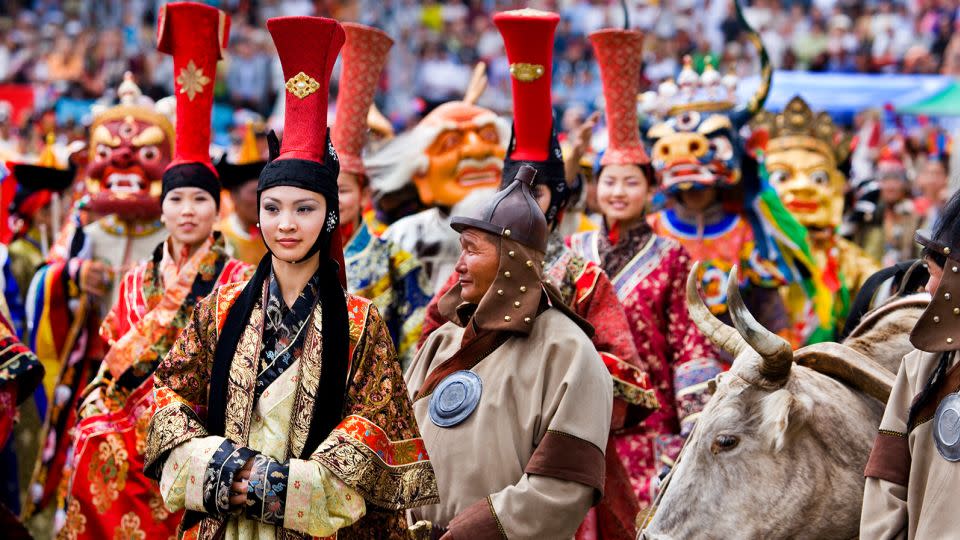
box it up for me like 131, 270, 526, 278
450, 164, 548, 252
912, 189, 960, 352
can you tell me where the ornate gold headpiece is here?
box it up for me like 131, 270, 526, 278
751, 96, 850, 167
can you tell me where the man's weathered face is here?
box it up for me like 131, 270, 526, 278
454, 228, 500, 304
413, 104, 505, 208
766, 147, 844, 230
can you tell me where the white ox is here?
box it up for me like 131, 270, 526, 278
640, 265, 926, 540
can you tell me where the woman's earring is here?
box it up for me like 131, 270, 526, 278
256, 223, 260, 228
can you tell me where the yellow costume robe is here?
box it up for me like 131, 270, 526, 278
218, 214, 268, 266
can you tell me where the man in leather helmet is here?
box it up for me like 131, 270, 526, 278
862, 187, 960, 537
405, 164, 612, 538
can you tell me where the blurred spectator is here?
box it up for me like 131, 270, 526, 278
227, 34, 272, 115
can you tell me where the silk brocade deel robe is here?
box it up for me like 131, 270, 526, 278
145, 278, 438, 540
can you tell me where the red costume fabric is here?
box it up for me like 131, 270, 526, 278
61, 239, 251, 540
568, 27, 725, 505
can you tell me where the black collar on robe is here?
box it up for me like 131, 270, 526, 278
206, 254, 350, 458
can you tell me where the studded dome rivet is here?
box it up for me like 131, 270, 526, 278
504, 316, 512, 322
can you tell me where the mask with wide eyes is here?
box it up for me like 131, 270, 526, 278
768, 169, 790, 185
708, 136, 734, 162
675, 111, 701, 132
810, 169, 830, 186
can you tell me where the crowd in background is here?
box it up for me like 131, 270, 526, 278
0, 0, 954, 247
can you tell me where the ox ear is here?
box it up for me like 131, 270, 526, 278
759, 389, 812, 452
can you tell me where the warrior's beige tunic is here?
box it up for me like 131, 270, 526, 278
406, 307, 613, 538
862, 350, 960, 539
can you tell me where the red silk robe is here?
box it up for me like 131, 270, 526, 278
59, 237, 252, 540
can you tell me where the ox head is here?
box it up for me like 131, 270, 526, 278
640, 264, 885, 539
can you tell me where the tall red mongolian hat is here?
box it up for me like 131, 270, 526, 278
590, 29, 649, 168
493, 8, 571, 225
262, 16, 346, 283
331, 23, 393, 179
157, 1, 230, 206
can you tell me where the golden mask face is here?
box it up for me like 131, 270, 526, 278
766, 147, 844, 230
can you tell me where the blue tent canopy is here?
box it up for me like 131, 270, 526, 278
736, 71, 953, 125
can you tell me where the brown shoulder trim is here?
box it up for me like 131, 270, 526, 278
525, 430, 605, 498
446, 496, 506, 540
864, 430, 910, 487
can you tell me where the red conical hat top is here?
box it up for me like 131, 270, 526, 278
331, 23, 393, 177
157, 1, 230, 173
589, 29, 650, 167
268, 16, 345, 163
493, 9, 559, 162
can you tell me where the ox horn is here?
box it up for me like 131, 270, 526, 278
729, 0, 772, 129
725, 266, 793, 382
685, 262, 746, 358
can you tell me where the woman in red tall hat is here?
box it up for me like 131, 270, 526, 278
57, 4, 254, 539
568, 29, 724, 505
333, 22, 433, 371
144, 15, 437, 540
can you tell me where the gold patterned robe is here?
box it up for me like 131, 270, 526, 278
145, 281, 438, 540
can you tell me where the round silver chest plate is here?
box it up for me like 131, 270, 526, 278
933, 392, 960, 461
429, 370, 482, 428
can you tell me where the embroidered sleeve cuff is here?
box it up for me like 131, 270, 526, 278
312, 414, 439, 510
244, 453, 290, 526
159, 435, 224, 513
145, 390, 210, 478
202, 440, 256, 516
446, 497, 506, 540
